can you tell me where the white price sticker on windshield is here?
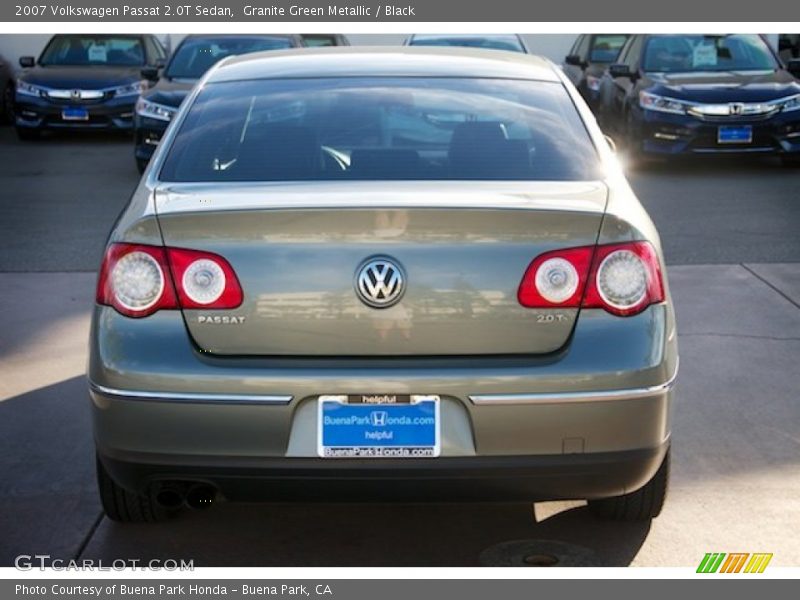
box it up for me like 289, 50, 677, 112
693, 43, 718, 67
87, 44, 107, 62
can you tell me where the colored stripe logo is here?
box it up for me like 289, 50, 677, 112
697, 553, 773, 573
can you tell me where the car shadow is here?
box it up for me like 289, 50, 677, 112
82, 500, 650, 567
15, 128, 133, 145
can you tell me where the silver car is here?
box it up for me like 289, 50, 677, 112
89, 47, 678, 522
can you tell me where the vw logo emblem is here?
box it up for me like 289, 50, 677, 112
355, 257, 406, 308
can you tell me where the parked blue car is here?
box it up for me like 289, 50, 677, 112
597, 34, 800, 166
14, 34, 167, 140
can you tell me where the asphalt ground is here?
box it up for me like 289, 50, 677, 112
0, 127, 798, 567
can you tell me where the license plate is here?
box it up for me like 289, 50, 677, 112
317, 394, 440, 458
718, 125, 752, 144
62, 107, 89, 121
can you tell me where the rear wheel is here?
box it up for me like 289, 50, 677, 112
588, 449, 670, 521
96, 455, 169, 523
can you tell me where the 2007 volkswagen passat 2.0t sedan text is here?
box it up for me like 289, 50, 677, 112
89, 47, 678, 523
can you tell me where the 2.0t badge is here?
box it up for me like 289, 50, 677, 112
355, 256, 406, 308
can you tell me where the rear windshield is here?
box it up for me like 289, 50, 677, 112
409, 36, 525, 53
160, 77, 601, 182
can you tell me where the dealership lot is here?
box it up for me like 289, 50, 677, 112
0, 127, 798, 567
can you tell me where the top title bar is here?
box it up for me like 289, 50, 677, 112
2, 0, 799, 22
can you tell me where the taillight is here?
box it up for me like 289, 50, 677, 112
96, 243, 242, 317
518, 246, 594, 308
166, 247, 243, 309
518, 241, 664, 317
583, 242, 664, 316
96, 244, 177, 317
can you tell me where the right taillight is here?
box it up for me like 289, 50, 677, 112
583, 242, 664, 316
96, 243, 243, 318
518, 241, 664, 317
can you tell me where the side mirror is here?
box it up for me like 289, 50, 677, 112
141, 66, 160, 82
787, 59, 800, 78
609, 63, 636, 79
565, 54, 586, 68
19, 56, 35, 68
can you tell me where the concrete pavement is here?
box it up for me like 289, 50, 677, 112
0, 264, 797, 567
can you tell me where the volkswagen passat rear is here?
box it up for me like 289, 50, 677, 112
89, 47, 678, 522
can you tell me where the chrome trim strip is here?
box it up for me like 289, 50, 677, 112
47, 89, 105, 100
469, 367, 678, 405
89, 381, 292, 405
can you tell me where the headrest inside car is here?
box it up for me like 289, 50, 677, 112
236, 124, 319, 180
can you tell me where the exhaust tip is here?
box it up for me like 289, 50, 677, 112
185, 484, 216, 510
154, 486, 185, 509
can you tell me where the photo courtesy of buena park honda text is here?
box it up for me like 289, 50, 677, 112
0, 0, 798, 594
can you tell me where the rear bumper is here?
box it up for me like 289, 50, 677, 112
89, 301, 678, 501
98, 442, 670, 501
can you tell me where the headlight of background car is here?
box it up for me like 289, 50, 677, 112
16, 79, 46, 97
135, 97, 178, 122
772, 94, 800, 113
639, 91, 692, 115
113, 81, 147, 97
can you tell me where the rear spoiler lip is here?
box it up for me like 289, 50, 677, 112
148, 179, 610, 217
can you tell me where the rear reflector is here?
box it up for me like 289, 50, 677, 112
518, 246, 594, 308
96, 243, 242, 317
167, 247, 243, 310
518, 241, 664, 316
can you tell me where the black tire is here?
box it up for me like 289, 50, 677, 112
589, 449, 670, 521
96, 455, 168, 523
2, 82, 14, 124
136, 158, 148, 174
780, 155, 800, 168
15, 126, 40, 141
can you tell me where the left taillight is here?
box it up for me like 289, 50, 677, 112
166, 247, 243, 310
96, 243, 242, 318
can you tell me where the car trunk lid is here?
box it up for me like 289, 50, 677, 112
154, 181, 607, 356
